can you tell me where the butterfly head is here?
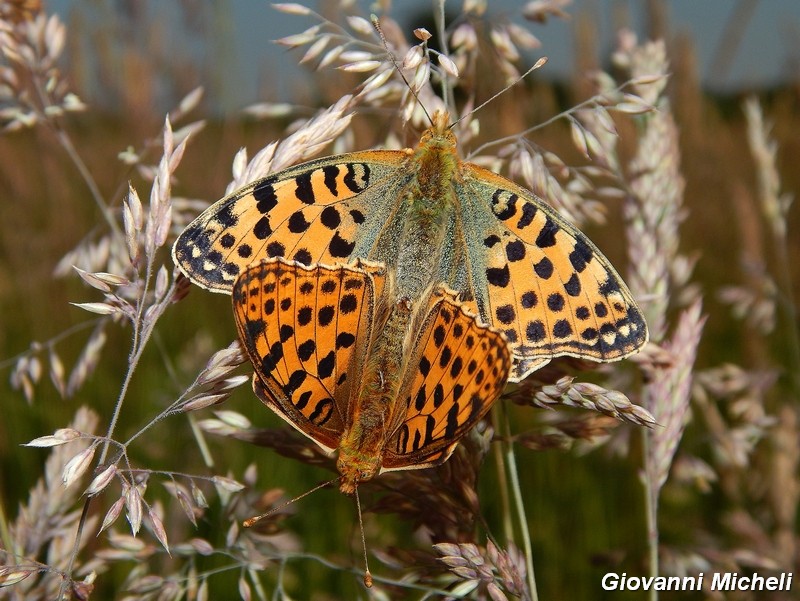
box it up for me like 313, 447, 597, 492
337, 450, 382, 495
418, 110, 455, 148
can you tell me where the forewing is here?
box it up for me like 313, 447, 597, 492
174, 151, 409, 293
383, 288, 511, 470
458, 164, 648, 381
232, 257, 384, 452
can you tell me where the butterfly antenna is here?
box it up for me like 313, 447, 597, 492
243, 476, 338, 528
450, 57, 549, 130
354, 486, 373, 588
371, 14, 432, 126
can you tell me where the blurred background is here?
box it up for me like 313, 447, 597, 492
1, 1, 798, 599
45, 0, 800, 111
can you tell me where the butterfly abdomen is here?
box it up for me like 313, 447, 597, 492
336, 298, 415, 492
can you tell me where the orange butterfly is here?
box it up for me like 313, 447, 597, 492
232, 257, 511, 494
174, 111, 647, 382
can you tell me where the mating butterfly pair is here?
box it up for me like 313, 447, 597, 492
173, 111, 647, 491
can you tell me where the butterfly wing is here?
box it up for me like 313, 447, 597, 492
382, 287, 511, 471
175, 151, 413, 293
452, 164, 648, 382
180, 123, 646, 384
232, 257, 385, 453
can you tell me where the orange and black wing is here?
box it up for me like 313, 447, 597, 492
383, 287, 511, 470
232, 257, 385, 453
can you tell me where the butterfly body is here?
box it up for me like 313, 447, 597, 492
178, 111, 648, 381
335, 295, 413, 494
233, 258, 511, 494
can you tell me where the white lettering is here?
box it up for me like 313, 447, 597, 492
605, 571, 793, 593
683, 575, 700, 590
601, 573, 618, 591
712, 572, 732, 590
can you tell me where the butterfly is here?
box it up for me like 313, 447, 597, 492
175, 111, 648, 381
232, 257, 511, 494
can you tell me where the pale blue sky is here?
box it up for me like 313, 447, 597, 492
49, 0, 800, 113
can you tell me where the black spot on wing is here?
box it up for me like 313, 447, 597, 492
600, 277, 621, 296
415, 385, 426, 411
433, 325, 446, 347
343, 163, 369, 192
322, 165, 339, 196
254, 215, 272, 239
535, 217, 558, 248
547, 293, 564, 312
491, 190, 517, 220
267, 241, 285, 257
320, 206, 341, 229
484, 234, 501, 248
517, 203, 536, 228
444, 401, 461, 439
253, 177, 279, 213
318, 351, 335, 379
336, 332, 355, 348
245, 318, 265, 341
553, 319, 572, 338
486, 264, 510, 287
569, 238, 593, 273
279, 324, 294, 342
533, 258, 554, 279
216, 203, 238, 228
433, 383, 444, 407
288, 211, 311, 233
339, 293, 358, 314
318, 306, 335, 327
294, 248, 312, 265
506, 240, 526, 261
564, 273, 581, 296
206, 250, 222, 266
297, 306, 313, 326
521, 291, 537, 308
496, 304, 516, 324
297, 339, 315, 361
294, 172, 315, 204
419, 356, 431, 376
526, 320, 545, 342
309, 398, 334, 425
262, 341, 284, 374
439, 346, 452, 368
329, 232, 355, 258
284, 369, 306, 395
296, 390, 312, 410
581, 327, 598, 341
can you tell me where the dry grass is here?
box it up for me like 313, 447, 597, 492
0, 1, 798, 599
